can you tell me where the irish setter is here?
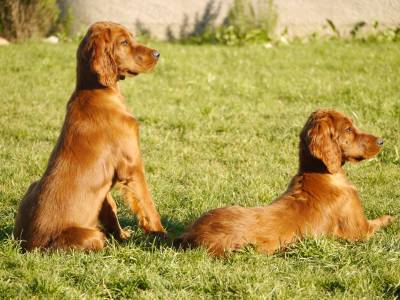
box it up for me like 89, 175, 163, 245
14, 22, 166, 251
175, 109, 395, 256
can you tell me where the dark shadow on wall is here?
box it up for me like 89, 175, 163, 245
130, 0, 224, 42
166, 0, 222, 41
135, 20, 151, 38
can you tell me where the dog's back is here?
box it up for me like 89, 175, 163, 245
174, 173, 349, 256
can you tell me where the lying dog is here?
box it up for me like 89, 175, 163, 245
14, 22, 165, 251
175, 109, 395, 256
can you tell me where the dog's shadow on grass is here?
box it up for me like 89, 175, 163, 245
1, 214, 188, 252
117, 215, 187, 251
0, 223, 14, 243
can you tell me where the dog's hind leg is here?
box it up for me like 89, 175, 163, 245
256, 238, 281, 255
99, 193, 130, 241
47, 227, 106, 251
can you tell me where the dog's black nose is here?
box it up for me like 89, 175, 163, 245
377, 138, 384, 146
152, 50, 160, 59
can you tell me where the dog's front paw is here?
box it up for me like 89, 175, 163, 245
114, 228, 131, 241
141, 219, 166, 235
119, 229, 132, 240
381, 215, 396, 226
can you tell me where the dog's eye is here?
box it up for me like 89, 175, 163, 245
121, 40, 129, 46
345, 127, 353, 133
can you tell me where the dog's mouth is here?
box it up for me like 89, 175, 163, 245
124, 63, 156, 77
345, 146, 380, 163
127, 70, 139, 76
349, 156, 365, 162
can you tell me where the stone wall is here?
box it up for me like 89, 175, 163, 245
60, 0, 400, 38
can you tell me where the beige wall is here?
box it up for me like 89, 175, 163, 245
275, 0, 400, 36
61, 0, 400, 38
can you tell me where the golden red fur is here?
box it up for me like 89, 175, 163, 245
175, 109, 395, 256
14, 22, 165, 251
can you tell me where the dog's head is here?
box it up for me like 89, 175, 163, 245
77, 21, 160, 87
300, 109, 383, 173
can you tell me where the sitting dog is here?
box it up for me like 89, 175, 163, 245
175, 109, 395, 256
14, 22, 166, 251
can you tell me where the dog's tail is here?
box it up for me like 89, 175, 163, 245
171, 234, 193, 250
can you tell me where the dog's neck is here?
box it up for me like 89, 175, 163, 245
298, 145, 338, 174
76, 62, 101, 90
75, 62, 120, 93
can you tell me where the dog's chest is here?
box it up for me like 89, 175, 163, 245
330, 173, 356, 189
329, 173, 359, 203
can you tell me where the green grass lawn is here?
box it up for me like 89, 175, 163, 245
0, 40, 399, 299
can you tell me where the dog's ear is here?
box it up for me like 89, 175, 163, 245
304, 111, 342, 173
87, 29, 118, 87
91, 31, 118, 86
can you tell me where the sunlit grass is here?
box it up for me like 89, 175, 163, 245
0, 40, 399, 298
